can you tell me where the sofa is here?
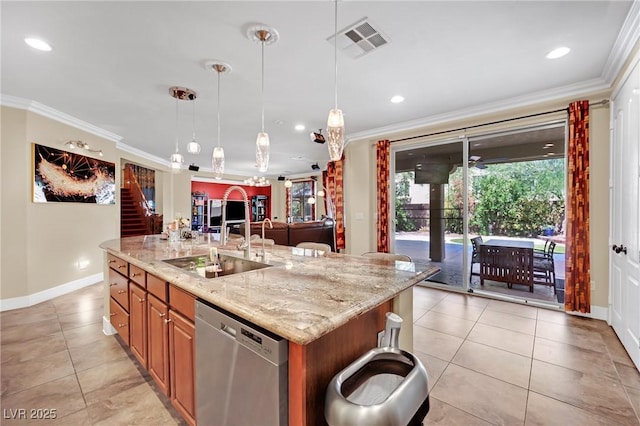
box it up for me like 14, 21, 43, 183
238, 219, 335, 252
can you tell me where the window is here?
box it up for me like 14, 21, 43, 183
289, 179, 316, 222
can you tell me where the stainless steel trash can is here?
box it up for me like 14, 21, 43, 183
325, 313, 430, 426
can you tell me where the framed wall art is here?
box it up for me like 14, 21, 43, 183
33, 143, 116, 204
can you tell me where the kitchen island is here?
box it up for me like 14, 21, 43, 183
100, 235, 438, 425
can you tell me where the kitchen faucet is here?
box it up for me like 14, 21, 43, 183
257, 218, 273, 259
221, 185, 251, 259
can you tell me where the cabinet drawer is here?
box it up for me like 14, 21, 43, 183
110, 297, 130, 345
107, 254, 128, 276
129, 264, 146, 288
169, 285, 195, 322
109, 269, 129, 312
147, 274, 168, 302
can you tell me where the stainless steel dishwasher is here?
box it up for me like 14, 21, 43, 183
195, 299, 288, 426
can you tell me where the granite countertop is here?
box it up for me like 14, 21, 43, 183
100, 235, 439, 345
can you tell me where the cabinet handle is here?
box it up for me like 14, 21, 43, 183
110, 282, 117, 286
165, 318, 172, 324
118, 264, 126, 269
118, 290, 126, 294
159, 313, 166, 318
118, 323, 127, 328
110, 312, 116, 317
138, 298, 145, 303
132, 272, 140, 277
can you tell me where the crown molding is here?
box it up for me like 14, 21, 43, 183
602, 0, 640, 83
346, 77, 611, 143
116, 140, 172, 168
0, 94, 123, 143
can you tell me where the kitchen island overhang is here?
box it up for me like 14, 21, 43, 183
100, 235, 438, 346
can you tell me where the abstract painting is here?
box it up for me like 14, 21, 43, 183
33, 143, 116, 204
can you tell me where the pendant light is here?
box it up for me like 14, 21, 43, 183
327, 0, 345, 161
186, 95, 201, 154
169, 87, 196, 172
248, 25, 279, 173
207, 61, 231, 179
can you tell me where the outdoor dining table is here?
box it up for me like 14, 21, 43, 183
483, 239, 534, 249
479, 239, 535, 292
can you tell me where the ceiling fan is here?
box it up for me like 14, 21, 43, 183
469, 155, 487, 169
469, 155, 510, 169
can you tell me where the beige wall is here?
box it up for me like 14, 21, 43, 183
0, 106, 197, 302
1, 108, 119, 298
1, 107, 28, 299
343, 96, 611, 309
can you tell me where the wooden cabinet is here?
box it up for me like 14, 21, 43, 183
129, 283, 148, 368
106, 256, 196, 426
109, 269, 129, 312
109, 297, 130, 345
148, 294, 170, 396
129, 264, 146, 288
168, 309, 196, 426
107, 253, 128, 275
108, 255, 129, 344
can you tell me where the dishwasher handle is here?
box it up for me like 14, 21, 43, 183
221, 322, 237, 338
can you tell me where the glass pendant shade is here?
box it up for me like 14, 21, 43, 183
256, 132, 270, 172
170, 151, 184, 171
327, 108, 345, 161
212, 146, 225, 179
187, 140, 201, 154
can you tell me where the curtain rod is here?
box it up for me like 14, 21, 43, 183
389, 99, 609, 144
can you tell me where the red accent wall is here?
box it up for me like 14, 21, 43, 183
191, 181, 271, 200
190, 181, 272, 221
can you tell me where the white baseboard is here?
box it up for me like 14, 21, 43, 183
0, 273, 103, 312
103, 316, 117, 335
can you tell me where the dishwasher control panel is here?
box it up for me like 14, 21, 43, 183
195, 299, 288, 365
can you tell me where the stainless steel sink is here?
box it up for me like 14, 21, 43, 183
162, 254, 271, 279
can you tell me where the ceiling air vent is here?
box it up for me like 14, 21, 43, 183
328, 18, 389, 59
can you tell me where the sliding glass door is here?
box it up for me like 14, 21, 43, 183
391, 121, 566, 305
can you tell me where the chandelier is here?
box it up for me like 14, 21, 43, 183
243, 176, 270, 187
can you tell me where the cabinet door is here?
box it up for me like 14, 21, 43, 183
169, 310, 196, 426
129, 283, 148, 368
148, 295, 170, 396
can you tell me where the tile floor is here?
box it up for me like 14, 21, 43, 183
1, 283, 639, 425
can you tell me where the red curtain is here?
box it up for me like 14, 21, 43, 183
325, 157, 345, 250
376, 140, 390, 253
565, 100, 591, 313
285, 186, 291, 223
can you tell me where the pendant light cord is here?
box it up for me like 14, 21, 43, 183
174, 97, 179, 153
192, 97, 196, 140
261, 40, 265, 132
217, 70, 221, 147
334, 0, 338, 109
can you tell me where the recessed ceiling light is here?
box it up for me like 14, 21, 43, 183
390, 95, 405, 104
24, 37, 52, 51
546, 47, 570, 59
294, 124, 305, 131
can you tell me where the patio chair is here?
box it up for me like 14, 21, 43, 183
534, 239, 551, 258
533, 241, 556, 293
470, 236, 483, 283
